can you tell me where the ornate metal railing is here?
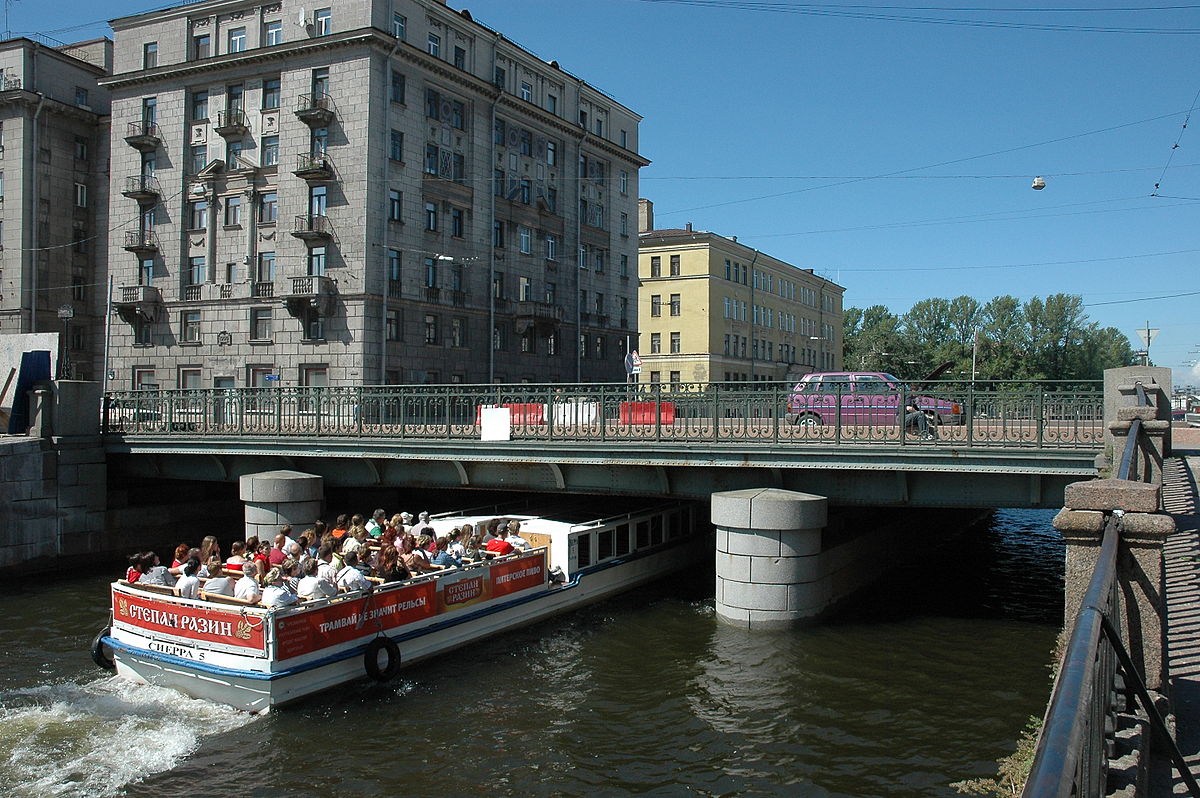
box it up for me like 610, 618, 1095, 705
101, 380, 1103, 447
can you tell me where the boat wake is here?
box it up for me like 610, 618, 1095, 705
0, 676, 257, 798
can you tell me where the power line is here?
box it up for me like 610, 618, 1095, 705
821, 246, 1200, 273
644, 163, 1200, 180
1152, 86, 1200, 195
1086, 289, 1200, 306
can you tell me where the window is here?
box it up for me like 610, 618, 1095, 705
424, 314, 439, 344
181, 311, 201, 343
188, 200, 208, 230
450, 208, 463, 237
186, 256, 206, 286
262, 78, 280, 109
620, 213, 628, 235
139, 258, 155, 286
74, 183, 87, 208
227, 27, 246, 53
451, 317, 466, 347
620, 170, 629, 194
390, 70, 405, 103
392, 12, 406, 39
314, 8, 331, 35
454, 47, 466, 70
194, 33, 211, 59
424, 258, 437, 287
450, 263, 464, 291
190, 144, 207, 174
427, 33, 440, 56
251, 308, 273, 340
226, 139, 243, 165
143, 42, 158, 69
595, 336, 606, 360
224, 195, 241, 226
388, 190, 402, 221
425, 202, 437, 231
493, 220, 504, 247
493, 325, 504, 351
546, 140, 557, 166
387, 249, 402, 297
311, 67, 329, 98
191, 90, 208, 120
520, 81, 532, 102
257, 251, 275, 283
259, 192, 277, 223
262, 136, 278, 166
651, 295, 661, 317
546, 94, 557, 115
142, 97, 157, 124
521, 327, 536, 354
519, 129, 532, 156
310, 126, 328, 155
670, 332, 681, 354
670, 294, 681, 316
264, 21, 282, 46
390, 129, 403, 161
74, 136, 88, 161
308, 247, 326, 276
670, 254, 680, 276
670, 371, 681, 386
650, 256, 661, 278
387, 309, 401, 341
595, 117, 604, 137
650, 333, 661, 354
595, 250, 605, 273
620, 255, 628, 277
545, 234, 558, 261
621, 130, 628, 148
518, 226, 531, 254
494, 66, 506, 88
493, 272, 505, 299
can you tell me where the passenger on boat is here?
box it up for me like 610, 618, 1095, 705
410, 511, 435, 538
125, 552, 144, 583
280, 558, 301, 593
447, 529, 467, 560
366, 509, 386, 538
485, 532, 515, 558
299, 531, 316, 560
463, 534, 483, 561
199, 536, 221, 568
254, 540, 272, 581
482, 519, 501, 544
280, 525, 298, 550
315, 544, 338, 582
287, 541, 307, 568
225, 541, 247, 572
399, 536, 431, 574
387, 513, 404, 535
138, 552, 175, 586
201, 562, 235, 597
506, 521, 531, 552
175, 557, 202, 600
430, 537, 462, 569
234, 563, 262, 603
269, 534, 289, 567
261, 567, 299, 608
336, 551, 372, 592
169, 543, 191, 569
297, 558, 338, 600
331, 514, 350, 540
310, 520, 327, 551
373, 545, 411, 583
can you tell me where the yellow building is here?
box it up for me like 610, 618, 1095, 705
637, 200, 843, 385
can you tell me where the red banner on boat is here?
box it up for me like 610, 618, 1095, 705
112, 589, 267, 654
489, 551, 546, 598
274, 580, 437, 660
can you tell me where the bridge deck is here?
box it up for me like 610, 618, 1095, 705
1157, 431, 1200, 794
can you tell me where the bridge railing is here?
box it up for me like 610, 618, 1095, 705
100, 379, 1103, 448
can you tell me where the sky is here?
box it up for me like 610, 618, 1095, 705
14, 0, 1200, 390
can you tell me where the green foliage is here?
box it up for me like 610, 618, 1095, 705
951, 715, 1042, 796
842, 294, 1134, 381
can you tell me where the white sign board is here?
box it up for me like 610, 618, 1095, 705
1136, 327, 1160, 348
480, 406, 512, 441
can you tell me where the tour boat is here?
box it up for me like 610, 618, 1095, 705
94, 501, 704, 712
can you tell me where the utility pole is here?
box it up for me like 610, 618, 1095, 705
1136, 321, 1159, 367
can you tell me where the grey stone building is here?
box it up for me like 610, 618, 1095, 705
0, 36, 112, 381
102, 0, 647, 391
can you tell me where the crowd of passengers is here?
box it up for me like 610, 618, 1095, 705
122, 509, 534, 609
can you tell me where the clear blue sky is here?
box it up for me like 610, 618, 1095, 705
18, 0, 1200, 389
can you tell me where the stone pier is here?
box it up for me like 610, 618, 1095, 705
238, 470, 324, 542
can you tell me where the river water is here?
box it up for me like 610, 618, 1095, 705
0, 509, 1062, 798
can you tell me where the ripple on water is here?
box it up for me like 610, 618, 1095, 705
0, 676, 257, 798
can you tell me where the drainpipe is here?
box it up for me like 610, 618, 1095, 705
28, 90, 45, 332
575, 115, 585, 384
381, 37, 403, 386
488, 32, 500, 384
747, 248, 759, 381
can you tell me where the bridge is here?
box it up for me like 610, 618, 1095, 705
100, 379, 1103, 508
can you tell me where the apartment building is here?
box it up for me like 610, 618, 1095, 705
103, 0, 646, 391
0, 37, 112, 380
638, 200, 843, 385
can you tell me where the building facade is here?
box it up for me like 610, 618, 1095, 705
638, 200, 843, 385
102, 0, 646, 391
0, 37, 112, 381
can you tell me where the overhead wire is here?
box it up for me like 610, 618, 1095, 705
1151, 85, 1200, 195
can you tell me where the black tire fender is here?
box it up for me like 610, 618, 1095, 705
91, 626, 115, 671
363, 637, 401, 682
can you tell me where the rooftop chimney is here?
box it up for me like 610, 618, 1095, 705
685, 222, 693, 232
638, 198, 654, 233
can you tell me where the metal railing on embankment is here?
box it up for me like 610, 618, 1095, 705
101, 379, 1103, 449
1023, 382, 1199, 797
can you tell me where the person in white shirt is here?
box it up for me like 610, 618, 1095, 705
174, 557, 202, 599
261, 567, 299, 608
336, 551, 372, 593
411, 511, 436, 538
297, 558, 337, 600
234, 562, 262, 603
365, 509, 386, 538
505, 521, 531, 552
201, 561, 234, 597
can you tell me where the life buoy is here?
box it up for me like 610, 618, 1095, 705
363, 637, 401, 682
91, 626, 115, 671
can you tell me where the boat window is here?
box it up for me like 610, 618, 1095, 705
614, 523, 630, 556
668, 511, 681, 539
576, 533, 591, 568
651, 516, 664, 545
636, 520, 650, 549
598, 528, 614, 560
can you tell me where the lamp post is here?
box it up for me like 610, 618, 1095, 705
57, 304, 75, 379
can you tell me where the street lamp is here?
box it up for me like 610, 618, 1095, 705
57, 304, 75, 379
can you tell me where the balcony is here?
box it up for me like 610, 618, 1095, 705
113, 284, 162, 324
252, 281, 275, 298
124, 120, 161, 151
122, 230, 159, 254
294, 92, 335, 126
292, 214, 333, 241
214, 109, 249, 137
422, 286, 441, 304
283, 274, 337, 317
293, 152, 335, 181
121, 174, 162, 203
514, 300, 564, 324
449, 289, 466, 308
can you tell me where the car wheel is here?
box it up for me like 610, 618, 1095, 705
796, 413, 821, 428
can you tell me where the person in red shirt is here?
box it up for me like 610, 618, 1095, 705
485, 534, 514, 558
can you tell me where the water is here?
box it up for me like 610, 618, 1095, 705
0, 509, 1062, 798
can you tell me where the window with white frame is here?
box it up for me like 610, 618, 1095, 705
427, 33, 440, 56
518, 226, 531, 254
313, 8, 331, 35
74, 183, 87, 208
392, 13, 406, 39
227, 27, 246, 53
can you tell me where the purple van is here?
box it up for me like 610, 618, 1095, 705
786, 372, 963, 427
